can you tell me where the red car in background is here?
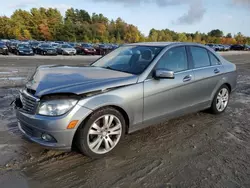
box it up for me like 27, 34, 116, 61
75, 43, 96, 55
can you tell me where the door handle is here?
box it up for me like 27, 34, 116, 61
214, 68, 220, 74
183, 75, 192, 82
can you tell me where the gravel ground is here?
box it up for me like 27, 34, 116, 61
0, 53, 250, 188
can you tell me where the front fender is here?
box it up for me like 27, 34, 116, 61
77, 83, 144, 127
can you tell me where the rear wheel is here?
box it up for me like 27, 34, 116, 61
76, 107, 125, 158
210, 85, 230, 114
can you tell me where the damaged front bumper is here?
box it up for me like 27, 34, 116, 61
15, 96, 92, 150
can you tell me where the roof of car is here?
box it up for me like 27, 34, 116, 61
126, 42, 202, 47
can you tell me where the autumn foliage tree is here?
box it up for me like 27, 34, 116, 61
0, 8, 249, 44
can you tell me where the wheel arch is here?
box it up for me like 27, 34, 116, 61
224, 83, 231, 92
72, 105, 130, 148
210, 81, 232, 104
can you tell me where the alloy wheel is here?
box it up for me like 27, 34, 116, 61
216, 88, 229, 112
87, 114, 122, 154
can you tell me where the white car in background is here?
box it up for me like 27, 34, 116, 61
57, 44, 77, 55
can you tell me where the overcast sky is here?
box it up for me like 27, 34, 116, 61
2, 0, 250, 36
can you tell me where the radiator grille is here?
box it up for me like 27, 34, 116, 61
20, 90, 38, 114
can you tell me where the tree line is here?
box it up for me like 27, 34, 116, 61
0, 7, 249, 44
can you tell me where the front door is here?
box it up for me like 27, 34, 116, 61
143, 46, 197, 123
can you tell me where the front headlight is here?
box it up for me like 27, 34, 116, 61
38, 99, 78, 116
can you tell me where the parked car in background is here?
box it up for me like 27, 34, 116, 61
36, 44, 57, 55
111, 44, 119, 50
50, 42, 59, 49
94, 44, 110, 55
57, 44, 77, 55
0, 42, 9, 55
218, 45, 226, 51
230, 44, 245, 51
15, 44, 34, 55
0, 39, 9, 45
223, 45, 231, 51
205, 44, 217, 51
29, 41, 40, 54
8, 41, 19, 53
15, 42, 237, 158
244, 44, 250, 50
55, 41, 65, 44
75, 43, 96, 55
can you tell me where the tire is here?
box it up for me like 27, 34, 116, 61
43, 51, 46, 55
16, 51, 19, 55
76, 107, 126, 158
210, 85, 230, 114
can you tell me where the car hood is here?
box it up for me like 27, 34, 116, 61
19, 48, 32, 51
62, 48, 75, 51
41, 47, 55, 50
84, 47, 95, 50
26, 65, 138, 97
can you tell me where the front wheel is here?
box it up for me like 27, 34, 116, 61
210, 85, 230, 114
76, 107, 125, 158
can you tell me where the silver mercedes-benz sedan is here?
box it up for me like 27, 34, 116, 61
15, 42, 237, 158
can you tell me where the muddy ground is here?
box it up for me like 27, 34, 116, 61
0, 54, 250, 188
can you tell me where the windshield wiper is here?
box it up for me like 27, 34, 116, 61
104, 66, 115, 70
102, 66, 134, 75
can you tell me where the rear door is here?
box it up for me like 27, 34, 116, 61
188, 46, 224, 107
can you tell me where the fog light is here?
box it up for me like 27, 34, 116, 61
41, 133, 54, 142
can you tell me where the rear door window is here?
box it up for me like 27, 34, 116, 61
190, 46, 210, 68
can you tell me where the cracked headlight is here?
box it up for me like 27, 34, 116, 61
38, 99, 78, 116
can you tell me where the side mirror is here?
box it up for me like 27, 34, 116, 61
153, 69, 175, 79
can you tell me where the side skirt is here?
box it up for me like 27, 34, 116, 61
128, 102, 210, 134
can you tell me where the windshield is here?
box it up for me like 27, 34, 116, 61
81, 43, 91, 47
61, 44, 71, 48
92, 45, 163, 75
19, 44, 30, 49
